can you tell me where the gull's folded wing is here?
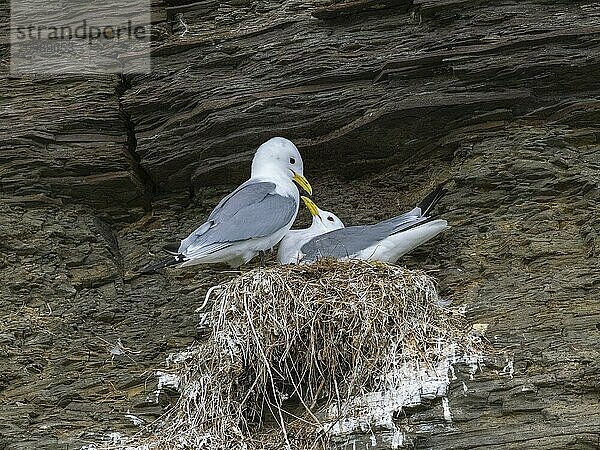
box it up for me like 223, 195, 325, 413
301, 184, 447, 262
180, 181, 296, 259
300, 221, 395, 261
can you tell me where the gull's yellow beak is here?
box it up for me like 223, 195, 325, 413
301, 196, 319, 217
292, 171, 313, 196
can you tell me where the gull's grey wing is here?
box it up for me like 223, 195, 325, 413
180, 181, 279, 250
180, 182, 297, 258
301, 214, 430, 261
300, 223, 393, 261
206, 180, 274, 222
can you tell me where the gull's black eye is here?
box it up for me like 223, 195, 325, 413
327, 216, 334, 222
289, 157, 296, 164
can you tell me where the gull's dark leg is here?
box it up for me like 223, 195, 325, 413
259, 250, 266, 268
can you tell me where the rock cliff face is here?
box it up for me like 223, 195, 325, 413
1, 0, 600, 448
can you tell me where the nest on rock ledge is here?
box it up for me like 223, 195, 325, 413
104, 260, 480, 450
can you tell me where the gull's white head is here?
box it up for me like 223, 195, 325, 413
301, 196, 345, 231
251, 137, 312, 195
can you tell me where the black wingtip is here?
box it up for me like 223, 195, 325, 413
162, 242, 181, 255
417, 182, 448, 216
139, 255, 184, 274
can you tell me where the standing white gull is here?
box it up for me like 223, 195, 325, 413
142, 137, 312, 271
277, 196, 345, 264
300, 184, 449, 264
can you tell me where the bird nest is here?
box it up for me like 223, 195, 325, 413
104, 260, 478, 450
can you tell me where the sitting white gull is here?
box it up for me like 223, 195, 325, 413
300, 184, 449, 264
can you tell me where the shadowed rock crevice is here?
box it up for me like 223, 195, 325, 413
116, 73, 157, 212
